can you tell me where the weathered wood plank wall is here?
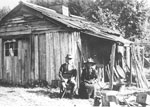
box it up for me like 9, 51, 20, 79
33, 31, 81, 85
0, 38, 2, 80
34, 35, 39, 80
0, 13, 81, 85
18, 40, 22, 83
0, 15, 66, 36
2, 38, 31, 84
39, 34, 46, 81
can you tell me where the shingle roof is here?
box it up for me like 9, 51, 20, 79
21, 2, 119, 34
0, 1, 132, 45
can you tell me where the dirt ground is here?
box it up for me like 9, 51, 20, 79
0, 86, 94, 107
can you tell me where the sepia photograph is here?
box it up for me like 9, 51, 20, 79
0, 0, 150, 107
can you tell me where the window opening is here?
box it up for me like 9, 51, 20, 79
5, 39, 18, 56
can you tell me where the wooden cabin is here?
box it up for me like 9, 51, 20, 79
0, 2, 131, 87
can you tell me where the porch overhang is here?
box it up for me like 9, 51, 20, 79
82, 31, 132, 46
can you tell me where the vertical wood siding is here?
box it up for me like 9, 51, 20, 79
3, 37, 31, 85
38, 34, 46, 81
34, 35, 39, 80
0, 12, 83, 85
0, 38, 2, 79
34, 31, 81, 85
2, 31, 81, 86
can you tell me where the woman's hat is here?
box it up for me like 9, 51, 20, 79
66, 54, 73, 59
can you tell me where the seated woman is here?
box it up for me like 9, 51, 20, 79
79, 58, 98, 99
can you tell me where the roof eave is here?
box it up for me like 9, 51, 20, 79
82, 31, 132, 45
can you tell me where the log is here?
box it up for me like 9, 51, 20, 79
131, 46, 149, 88
109, 43, 116, 90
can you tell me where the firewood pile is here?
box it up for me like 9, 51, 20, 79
131, 46, 150, 89
94, 86, 150, 107
93, 46, 150, 107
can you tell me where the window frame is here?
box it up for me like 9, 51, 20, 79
4, 39, 18, 57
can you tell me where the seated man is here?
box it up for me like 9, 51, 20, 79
79, 58, 98, 99
59, 54, 77, 98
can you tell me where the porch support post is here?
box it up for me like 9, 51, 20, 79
130, 46, 132, 85
109, 43, 116, 90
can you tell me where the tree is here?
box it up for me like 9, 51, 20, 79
86, 0, 148, 40
118, 0, 148, 40
27, 0, 69, 8
69, 0, 149, 40
28, 0, 149, 41
68, 0, 119, 30
27, 0, 51, 8
0, 6, 10, 20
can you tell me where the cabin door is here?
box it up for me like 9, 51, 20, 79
3, 38, 31, 84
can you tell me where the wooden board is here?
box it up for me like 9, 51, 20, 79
34, 35, 39, 80
109, 43, 116, 89
49, 33, 54, 82
53, 32, 61, 79
38, 34, 46, 80
22, 40, 26, 83
0, 26, 28, 33
60, 32, 66, 64
18, 40, 23, 84
0, 38, 2, 79
29, 35, 33, 81
46, 33, 50, 83
1, 31, 81, 86
0, 30, 31, 36
116, 65, 126, 79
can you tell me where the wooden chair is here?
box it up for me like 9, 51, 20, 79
60, 69, 77, 98
60, 82, 73, 98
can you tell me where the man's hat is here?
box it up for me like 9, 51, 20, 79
65, 54, 73, 59
87, 58, 95, 64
